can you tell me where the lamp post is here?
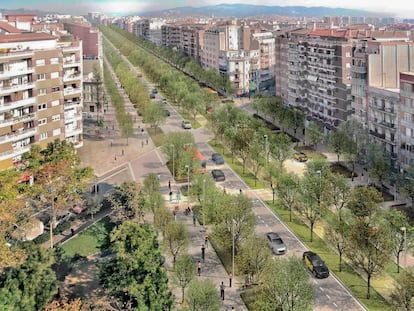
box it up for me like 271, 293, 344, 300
270, 182, 275, 204
263, 134, 269, 164
202, 179, 206, 229
232, 219, 235, 283
170, 144, 175, 181
401, 226, 407, 268
185, 164, 190, 195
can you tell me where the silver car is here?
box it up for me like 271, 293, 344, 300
181, 120, 192, 129
266, 232, 286, 255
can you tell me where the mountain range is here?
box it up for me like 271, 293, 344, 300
139, 3, 378, 18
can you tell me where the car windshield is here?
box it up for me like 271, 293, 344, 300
272, 238, 283, 245
313, 258, 324, 267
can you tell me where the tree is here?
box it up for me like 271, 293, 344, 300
347, 217, 393, 299
305, 122, 324, 148
386, 209, 412, 273
328, 173, 351, 223
142, 100, 166, 132
325, 218, 350, 272
270, 133, 292, 168
108, 182, 145, 223
237, 235, 271, 284
173, 254, 195, 303
249, 141, 264, 186
186, 279, 220, 311
275, 173, 299, 222
0, 244, 58, 310
400, 166, 414, 208
390, 268, 414, 311
154, 206, 172, 238
234, 124, 255, 174
99, 222, 173, 310
212, 193, 255, 254
366, 143, 391, 188
120, 113, 134, 145
347, 186, 383, 219
164, 221, 189, 263
255, 257, 313, 311
328, 129, 350, 163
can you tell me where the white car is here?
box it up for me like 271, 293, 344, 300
181, 120, 192, 129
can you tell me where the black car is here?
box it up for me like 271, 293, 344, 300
152, 88, 158, 94
150, 93, 156, 99
303, 251, 329, 278
165, 109, 170, 117
211, 153, 224, 165
211, 169, 225, 182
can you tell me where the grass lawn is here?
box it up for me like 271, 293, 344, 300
61, 217, 114, 258
147, 127, 166, 147
267, 202, 390, 311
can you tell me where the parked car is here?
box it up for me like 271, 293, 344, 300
165, 109, 171, 117
265, 232, 286, 255
136, 72, 143, 78
211, 169, 225, 182
294, 152, 308, 162
152, 88, 158, 94
181, 120, 192, 129
212, 153, 224, 165
150, 93, 156, 99
162, 98, 168, 104
302, 251, 329, 278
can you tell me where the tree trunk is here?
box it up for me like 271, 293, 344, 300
339, 252, 342, 272
397, 253, 400, 273
310, 222, 314, 242
367, 274, 371, 299
181, 287, 185, 303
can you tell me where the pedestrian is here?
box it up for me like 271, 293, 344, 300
204, 234, 209, 248
197, 260, 201, 276
168, 180, 171, 190
169, 191, 173, 202
231, 307, 235, 311
229, 272, 232, 288
193, 212, 197, 226
122, 149, 124, 156
239, 189, 242, 195
110, 139, 113, 147
157, 174, 161, 182
220, 281, 225, 300
146, 138, 148, 145
71, 228, 75, 236
173, 209, 177, 221
201, 244, 205, 262
114, 155, 117, 161
141, 140, 144, 148
141, 128, 144, 135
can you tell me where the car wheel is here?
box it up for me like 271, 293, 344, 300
312, 270, 317, 277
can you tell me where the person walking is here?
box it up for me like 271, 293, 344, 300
204, 234, 209, 248
192, 211, 197, 226
168, 180, 171, 190
220, 281, 225, 300
197, 260, 202, 276
229, 272, 233, 288
231, 307, 235, 311
201, 244, 205, 262
169, 191, 173, 202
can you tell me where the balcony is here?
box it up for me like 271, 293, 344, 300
63, 60, 81, 68
0, 67, 34, 79
0, 127, 36, 143
63, 72, 81, 82
0, 96, 36, 113
64, 100, 81, 109
400, 89, 414, 98
0, 82, 34, 96
0, 145, 31, 161
352, 65, 367, 74
0, 113, 35, 126
63, 87, 82, 96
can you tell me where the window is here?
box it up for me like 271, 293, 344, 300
38, 118, 47, 125
52, 128, 61, 136
38, 88, 46, 95
38, 103, 47, 111
39, 132, 48, 140
51, 72, 59, 78
37, 73, 46, 80
50, 57, 59, 64
51, 87, 60, 92
52, 114, 60, 121
346, 63, 351, 68
51, 100, 60, 107
36, 59, 45, 66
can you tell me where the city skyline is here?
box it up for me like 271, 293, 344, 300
1, 0, 413, 18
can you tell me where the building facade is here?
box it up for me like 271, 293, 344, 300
0, 32, 83, 170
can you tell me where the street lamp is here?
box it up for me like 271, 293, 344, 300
202, 179, 206, 231
263, 134, 269, 164
185, 165, 190, 195
270, 181, 275, 204
401, 226, 407, 268
232, 219, 236, 283
170, 144, 175, 181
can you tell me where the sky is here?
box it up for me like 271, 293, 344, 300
1, 0, 413, 18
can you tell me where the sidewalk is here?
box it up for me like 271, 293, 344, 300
161, 190, 248, 311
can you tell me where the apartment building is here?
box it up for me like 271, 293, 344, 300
201, 28, 222, 72
399, 72, 414, 170
63, 21, 101, 60
275, 34, 289, 104
288, 29, 353, 131
252, 32, 275, 93
180, 26, 201, 61
161, 24, 181, 48
132, 19, 150, 40
351, 36, 414, 168
0, 32, 83, 171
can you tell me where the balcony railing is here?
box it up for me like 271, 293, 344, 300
0, 82, 34, 96
0, 127, 36, 143
0, 113, 35, 126
351, 65, 367, 73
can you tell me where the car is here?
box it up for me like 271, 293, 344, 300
152, 88, 158, 94
265, 232, 286, 255
302, 251, 329, 278
150, 93, 156, 99
162, 98, 168, 104
294, 152, 308, 162
165, 109, 170, 117
182, 120, 192, 129
211, 153, 224, 165
72, 205, 85, 214
211, 169, 225, 182
136, 73, 143, 78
